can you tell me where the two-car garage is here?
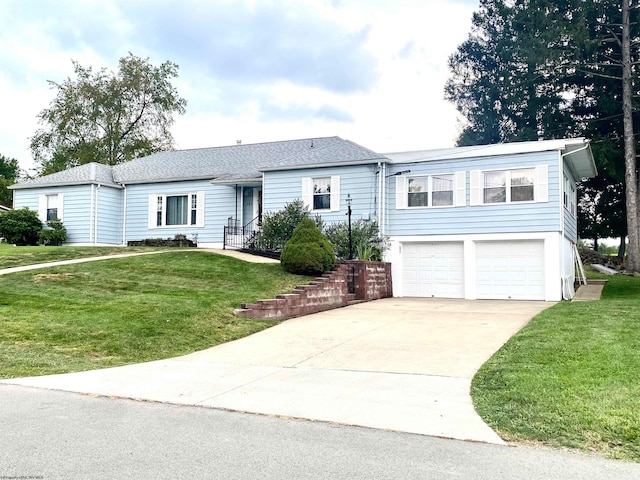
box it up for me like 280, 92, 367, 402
400, 240, 546, 301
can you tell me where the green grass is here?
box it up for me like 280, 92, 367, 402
0, 250, 309, 379
472, 273, 640, 461
0, 243, 165, 269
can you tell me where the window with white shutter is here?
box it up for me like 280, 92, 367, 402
148, 191, 205, 228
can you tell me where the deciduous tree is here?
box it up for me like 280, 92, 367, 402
0, 154, 19, 207
31, 53, 187, 174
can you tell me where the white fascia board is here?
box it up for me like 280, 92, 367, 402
384, 138, 591, 165
121, 175, 216, 185
259, 158, 388, 172
10, 180, 123, 190
210, 178, 262, 186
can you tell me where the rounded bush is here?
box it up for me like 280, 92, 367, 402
39, 219, 68, 246
281, 218, 336, 275
0, 207, 43, 246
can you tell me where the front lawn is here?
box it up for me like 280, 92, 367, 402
472, 273, 640, 461
0, 243, 164, 269
0, 250, 309, 378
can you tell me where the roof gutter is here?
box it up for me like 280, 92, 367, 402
112, 175, 217, 185
560, 142, 590, 159
560, 140, 598, 179
9, 180, 123, 190
259, 157, 390, 172
210, 178, 262, 186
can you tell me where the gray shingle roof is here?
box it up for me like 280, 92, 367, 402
12, 137, 388, 189
10, 162, 120, 190
259, 139, 387, 171
112, 136, 388, 184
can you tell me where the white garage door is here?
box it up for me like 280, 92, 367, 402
476, 240, 545, 300
402, 242, 464, 298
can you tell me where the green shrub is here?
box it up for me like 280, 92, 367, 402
249, 200, 323, 252
355, 242, 375, 261
324, 220, 388, 261
0, 207, 43, 245
281, 218, 336, 275
39, 219, 68, 246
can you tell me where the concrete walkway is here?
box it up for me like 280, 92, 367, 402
1, 297, 551, 445
0, 247, 277, 276
572, 280, 607, 301
0, 250, 170, 276
199, 248, 280, 263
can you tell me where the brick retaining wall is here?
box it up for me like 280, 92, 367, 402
346, 260, 393, 301
234, 261, 393, 320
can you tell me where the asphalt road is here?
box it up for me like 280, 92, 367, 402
1, 384, 638, 480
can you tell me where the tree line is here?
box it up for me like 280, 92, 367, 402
446, 0, 640, 270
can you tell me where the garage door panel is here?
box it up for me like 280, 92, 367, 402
402, 242, 464, 298
476, 240, 545, 300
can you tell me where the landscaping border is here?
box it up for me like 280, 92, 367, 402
234, 261, 392, 320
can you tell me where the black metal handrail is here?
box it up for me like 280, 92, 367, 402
223, 215, 261, 250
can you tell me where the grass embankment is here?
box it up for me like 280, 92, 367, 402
0, 250, 309, 378
472, 272, 640, 461
0, 243, 164, 269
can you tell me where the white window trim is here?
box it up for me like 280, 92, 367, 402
563, 173, 576, 215
396, 171, 465, 210
302, 176, 340, 212
38, 193, 64, 223
148, 191, 205, 229
470, 165, 548, 206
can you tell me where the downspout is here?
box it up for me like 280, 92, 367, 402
89, 184, 95, 243
380, 163, 387, 235
94, 184, 101, 245
122, 185, 127, 246
377, 161, 382, 228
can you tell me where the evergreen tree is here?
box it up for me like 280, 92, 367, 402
446, 0, 640, 268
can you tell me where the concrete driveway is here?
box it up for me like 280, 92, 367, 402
1, 298, 551, 444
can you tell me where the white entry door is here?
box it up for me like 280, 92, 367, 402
402, 242, 464, 298
476, 240, 545, 300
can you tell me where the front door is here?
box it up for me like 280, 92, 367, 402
242, 187, 263, 229
255, 189, 262, 222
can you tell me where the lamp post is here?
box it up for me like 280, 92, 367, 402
346, 193, 353, 260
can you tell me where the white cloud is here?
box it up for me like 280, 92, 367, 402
0, 0, 477, 173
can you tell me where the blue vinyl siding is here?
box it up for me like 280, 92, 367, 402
13, 185, 93, 244
124, 180, 235, 244
12, 189, 41, 214
96, 186, 123, 245
387, 151, 562, 236
263, 164, 380, 224
563, 165, 578, 242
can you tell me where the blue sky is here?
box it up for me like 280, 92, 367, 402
0, 0, 477, 172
